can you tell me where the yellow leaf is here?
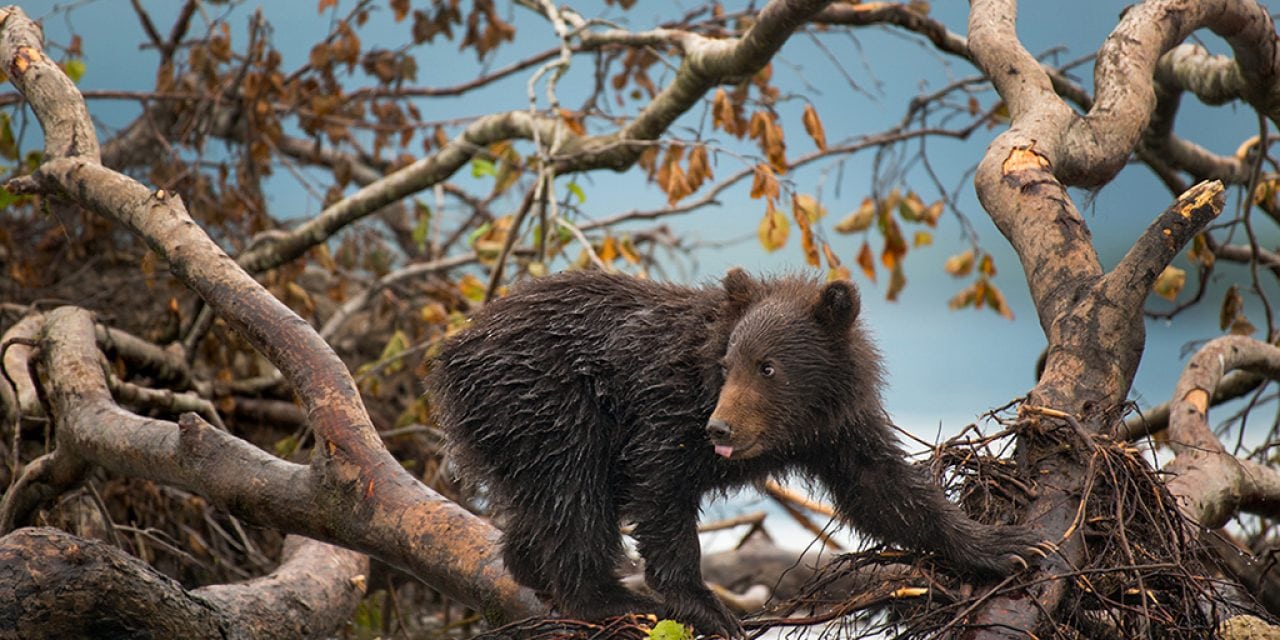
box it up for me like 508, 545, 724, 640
835, 197, 876, 233
913, 231, 932, 247
1152, 265, 1185, 302
419, 302, 447, 325
827, 265, 852, 282
977, 253, 997, 277
599, 236, 618, 264
1188, 233, 1215, 268
856, 241, 876, 283
802, 103, 827, 151
458, 273, 486, 302
757, 201, 789, 252
945, 250, 974, 277
793, 194, 826, 222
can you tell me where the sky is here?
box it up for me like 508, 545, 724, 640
29, 0, 1278, 547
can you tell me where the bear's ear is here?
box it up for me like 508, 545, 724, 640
722, 267, 760, 314
813, 280, 860, 330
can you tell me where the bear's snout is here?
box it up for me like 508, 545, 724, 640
706, 418, 733, 442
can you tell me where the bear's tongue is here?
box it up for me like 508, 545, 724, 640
714, 444, 734, 458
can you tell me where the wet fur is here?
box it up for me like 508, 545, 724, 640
427, 270, 1042, 636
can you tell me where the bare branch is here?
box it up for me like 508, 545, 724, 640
1163, 336, 1280, 529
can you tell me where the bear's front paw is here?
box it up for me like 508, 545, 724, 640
954, 524, 1054, 578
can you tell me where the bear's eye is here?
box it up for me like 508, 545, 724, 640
759, 361, 775, 378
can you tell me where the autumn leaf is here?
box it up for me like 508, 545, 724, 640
599, 236, 619, 264
835, 197, 876, 233
791, 195, 820, 268
687, 145, 713, 192
558, 108, 586, 136
983, 280, 1015, 319
913, 231, 932, 247
792, 193, 827, 222
1152, 265, 1185, 301
887, 264, 906, 301
948, 282, 978, 310
1188, 233, 1215, 268
618, 235, 642, 264
749, 164, 779, 201
458, 274, 487, 302
944, 250, 974, 277
880, 217, 907, 270
898, 191, 926, 222
757, 201, 789, 252
977, 253, 997, 277
922, 199, 944, 226
1220, 285, 1244, 331
802, 103, 827, 151
856, 241, 876, 283
711, 88, 743, 137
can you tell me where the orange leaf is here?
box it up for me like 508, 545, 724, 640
791, 195, 820, 268
558, 108, 586, 136
880, 217, 906, 270
599, 236, 618, 264
856, 241, 876, 283
821, 241, 842, 268
749, 164, 779, 201
687, 145, 712, 192
802, 103, 827, 151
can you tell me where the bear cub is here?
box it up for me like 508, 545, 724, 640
428, 269, 1045, 637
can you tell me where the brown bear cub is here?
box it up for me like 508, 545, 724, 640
428, 269, 1045, 637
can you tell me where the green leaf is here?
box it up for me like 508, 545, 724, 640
63, 58, 86, 83
411, 200, 431, 251
0, 185, 20, 210
0, 113, 17, 161
466, 222, 492, 248
649, 620, 693, 640
566, 181, 586, 204
471, 157, 496, 178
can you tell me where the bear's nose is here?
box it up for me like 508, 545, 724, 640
705, 418, 733, 442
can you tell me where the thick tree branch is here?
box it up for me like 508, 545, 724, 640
1104, 180, 1225, 312
1059, 0, 1279, 186
1163, 336, 1280, 528
0, 527, 367, 639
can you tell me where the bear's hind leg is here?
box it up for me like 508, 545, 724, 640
542, 492, 662, 623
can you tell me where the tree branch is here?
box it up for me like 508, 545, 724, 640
1163, 336, 1280, 529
